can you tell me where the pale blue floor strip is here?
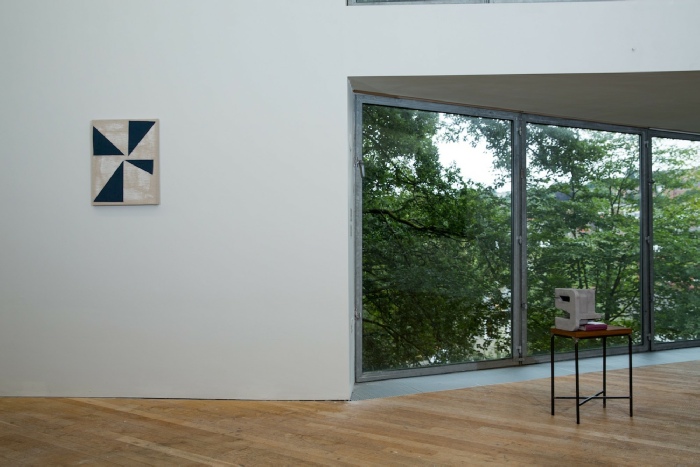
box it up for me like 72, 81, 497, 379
351, 347, 700, 401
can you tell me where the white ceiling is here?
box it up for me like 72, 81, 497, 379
350, 71, 700, 134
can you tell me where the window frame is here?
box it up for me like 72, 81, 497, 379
354, 92, 700, 383
348, 0, 614, 6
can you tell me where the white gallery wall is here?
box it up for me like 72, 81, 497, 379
0, 0, 698, 400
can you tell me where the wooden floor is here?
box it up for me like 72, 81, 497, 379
1, 361, 699, 466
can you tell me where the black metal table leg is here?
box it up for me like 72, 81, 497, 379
551, 334, 555, 416
575, 338, 580, 424
603, 336, 607, 408
629, 334, 633, 417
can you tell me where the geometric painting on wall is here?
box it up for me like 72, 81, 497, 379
92, 119, 160, 205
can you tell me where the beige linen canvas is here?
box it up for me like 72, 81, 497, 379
92, 119, 160, 205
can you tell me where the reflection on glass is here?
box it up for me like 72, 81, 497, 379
652, 138, 700, 344
361, 105, 512, 372
525, 125, 641, 354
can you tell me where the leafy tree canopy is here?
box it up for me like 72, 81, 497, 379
361, 105, 700, 373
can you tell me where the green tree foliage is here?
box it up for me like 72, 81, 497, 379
361, 105, 700, 373
362, 106, 511, 372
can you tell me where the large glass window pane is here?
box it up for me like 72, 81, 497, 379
525, 124, 642, 354
361, 105, 512, 373
652, 138, 700, 344
351, 0, 591, 4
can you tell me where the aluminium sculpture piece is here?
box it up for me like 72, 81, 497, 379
554, 288, 602, 331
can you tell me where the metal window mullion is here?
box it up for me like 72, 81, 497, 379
354, 96, 365, 380
641, 131, 654, 350
512, 116, 527, 363
519, 118, 529, 360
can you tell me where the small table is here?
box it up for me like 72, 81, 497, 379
550, 325, 633, 424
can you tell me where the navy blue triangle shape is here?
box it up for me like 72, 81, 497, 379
128, 121, 156, 155
94, 162, 124, 203
93, 127, 124, 156
126, 159, 154, 174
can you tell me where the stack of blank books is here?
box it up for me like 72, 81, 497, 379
579, 321, 607, 331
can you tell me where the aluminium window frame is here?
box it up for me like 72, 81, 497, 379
354, 94, 524, 382
349, 0, 489, 5
354, 92, 700, 383
348, 0, 615, 6
646, 129, 700, 352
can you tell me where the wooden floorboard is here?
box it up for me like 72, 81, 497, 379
1, 361, 698, 466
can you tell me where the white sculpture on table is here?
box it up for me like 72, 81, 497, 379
554, 288, 602, 331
